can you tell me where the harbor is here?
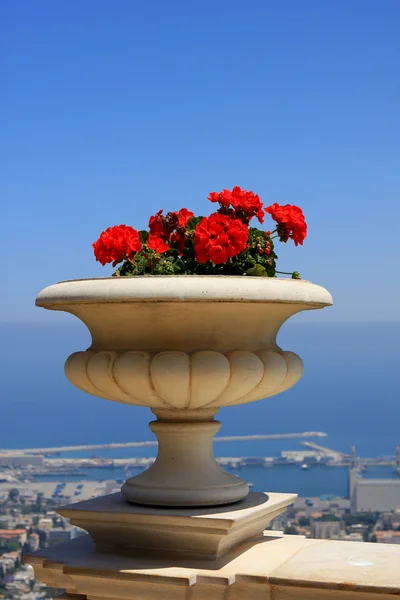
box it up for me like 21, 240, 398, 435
1, 439, 399, 480
0, 439, 399, 498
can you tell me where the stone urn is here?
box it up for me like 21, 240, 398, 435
36, 276, 332, 507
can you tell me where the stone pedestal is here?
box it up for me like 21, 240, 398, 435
58, 491, 296, 560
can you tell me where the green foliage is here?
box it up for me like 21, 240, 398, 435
138, 230, 149, 244
52, 516, 64, 528
114, 251, 186, 277
8, 489, 19, 503
44, 587, 64, 598
316, 514, 340, 522
186, 216, 203, 231
363, 526, 373, 541
246, 264, 268, 277
342, 513, 379, 527
284, 525, 299, 535
48, 536, 65, 547
112, 226, 285, 278
38, 530, 47, 548
0, 541, 20, 554
29, 505, 44, 515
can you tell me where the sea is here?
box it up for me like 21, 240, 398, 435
1, 321, 399, 498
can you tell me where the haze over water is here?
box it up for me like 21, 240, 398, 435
1, 321, 398, 459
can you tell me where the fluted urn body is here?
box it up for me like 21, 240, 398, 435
36, 276, 332, 507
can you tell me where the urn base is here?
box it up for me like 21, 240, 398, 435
121, 413, 249, 507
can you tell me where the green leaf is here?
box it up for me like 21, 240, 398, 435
248, 227, 263, 239
186, 216, 203, 231
292, 271, 301, 279
139, 230, 149, 244
246, 264, 268, 277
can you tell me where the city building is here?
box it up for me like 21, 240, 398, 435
281, 450, 320, 464
47, 527, 86, 545
311, 520, 342, 540
0, 551, 20, 576
341, 532, 364, 542
0, 529, 27, 545
0, 455, 44, 467
27, 533, 40, 551
349, 469, 400, 513
375, 531, 400, 545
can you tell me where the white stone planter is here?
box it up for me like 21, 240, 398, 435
36, 276, 332, 507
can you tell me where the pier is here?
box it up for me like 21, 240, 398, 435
0, 431, 327, 456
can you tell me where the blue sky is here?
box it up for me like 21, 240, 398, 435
2, 0, 399, 323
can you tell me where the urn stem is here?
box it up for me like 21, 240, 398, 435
121, 413, 249, 507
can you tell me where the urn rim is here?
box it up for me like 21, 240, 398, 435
36, 275, 333, 309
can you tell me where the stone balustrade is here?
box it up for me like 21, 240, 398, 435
25, 530, 400, 600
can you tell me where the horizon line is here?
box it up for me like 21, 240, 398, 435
1, 320, 400, 326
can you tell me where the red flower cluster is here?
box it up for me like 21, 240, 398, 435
194, 213, 249, 265
148, 208, 194, 254
209, 186, 264, 224
93, 225, 142, 266
265, 203, 307, 246
92, 188, 306, 277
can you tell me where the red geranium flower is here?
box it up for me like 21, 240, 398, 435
147, 208, 194, 254
93, 225, 142, 266
147, 235, 170, 254
265, 203, 307, 246
175, 208, 194, 227
194, 213, 249, 264
149, 210, 169, 239
208, 186, 264, 224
